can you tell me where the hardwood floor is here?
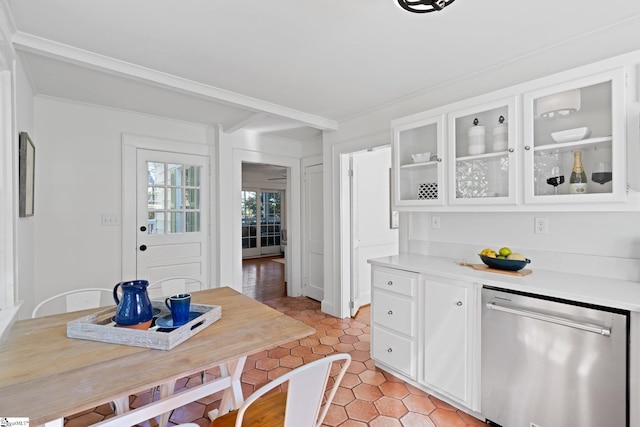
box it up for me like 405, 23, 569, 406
242, 255, 287, 301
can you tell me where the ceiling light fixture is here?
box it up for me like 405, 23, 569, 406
396, 0, 456, 13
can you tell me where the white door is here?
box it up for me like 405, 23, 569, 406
241, 189, 284, 258
350, 147, 398, 316
136, 149, 209, 287
303, 164, 323, 301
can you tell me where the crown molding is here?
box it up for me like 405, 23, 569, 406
12, 31, 338, 132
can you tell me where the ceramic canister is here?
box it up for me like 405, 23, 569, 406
468, 118, 485, 155
492, 115, 508, 152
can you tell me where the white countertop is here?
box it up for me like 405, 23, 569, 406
368, 253, 640, 312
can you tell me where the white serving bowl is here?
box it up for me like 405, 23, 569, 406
551, 127, 591, 143
411, 152, 432, 163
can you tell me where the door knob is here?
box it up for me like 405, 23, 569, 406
139, 245, 147, 251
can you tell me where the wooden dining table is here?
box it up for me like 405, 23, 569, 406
0, 287, 315, 427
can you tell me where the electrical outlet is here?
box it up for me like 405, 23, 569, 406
101, 214, 121, 226
432, 216, 441, 229
534, 217, 548, 234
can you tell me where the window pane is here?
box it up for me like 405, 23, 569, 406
167, 212, 184, 233
148, 162, 165, 185
148, 212, 164, 235
168, 188, 184, 209
168, 164, 183, 186
148, 187, 165, 210
186, 189, 200, 209
186, 212, 200, 232
185, 166, 200, 186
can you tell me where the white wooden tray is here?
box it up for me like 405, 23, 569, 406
67, 300, 221, 350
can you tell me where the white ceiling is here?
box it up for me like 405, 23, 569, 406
6, 0, 640, 140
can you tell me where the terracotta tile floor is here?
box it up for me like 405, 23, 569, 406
65, 296, 486, 427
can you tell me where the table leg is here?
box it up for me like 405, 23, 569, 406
156, 379, 177, 427
210, 356, 247, 420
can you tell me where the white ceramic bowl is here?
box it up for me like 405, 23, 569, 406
411, 152, 432, 163
551, 127, 591, 143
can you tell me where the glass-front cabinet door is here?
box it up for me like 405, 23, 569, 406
392, 115, 445, 208
448, 97, 517, 205
523, 69, 626, 204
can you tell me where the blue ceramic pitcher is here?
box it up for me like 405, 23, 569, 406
113, 280, 153, 327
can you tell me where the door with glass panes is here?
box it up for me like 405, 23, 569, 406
136, 149, 208, 286
241, 189, 283, 258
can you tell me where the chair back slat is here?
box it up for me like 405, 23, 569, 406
284, 361, 333, 426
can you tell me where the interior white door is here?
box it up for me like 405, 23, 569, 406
136, 149, 209, 286
303, 164, 323, 301
350, 147, 398, 317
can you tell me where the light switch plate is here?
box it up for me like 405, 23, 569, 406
101, 214, 121, 226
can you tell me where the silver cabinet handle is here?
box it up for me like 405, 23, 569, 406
486, 302, 611, 336
387, 281, 393, 286
436, 157, 442, 162
524, 145, 531, 151
456, 301, 463, 306
387, 348, 393, 353
388, 310, 393, 315
508, 148, 514, 153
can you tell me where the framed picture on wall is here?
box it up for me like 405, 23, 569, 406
19, 131, 35, 217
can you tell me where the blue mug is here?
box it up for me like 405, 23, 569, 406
165, 293, 191, 326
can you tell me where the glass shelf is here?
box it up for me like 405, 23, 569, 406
455, 151, 509, 162
400, 160, 439, 169
533, 137, 612, 154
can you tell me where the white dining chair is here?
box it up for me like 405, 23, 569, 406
148, 276, 205, 300
208, 353, 352, 427
31, 288, 113, 318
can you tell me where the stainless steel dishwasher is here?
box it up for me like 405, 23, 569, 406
482, 286, 629, 427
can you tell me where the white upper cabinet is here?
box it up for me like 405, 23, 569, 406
523, 68, 626, 204
390, 59, 631, 212
448, 97, 518, 205
392, 115, 445, 207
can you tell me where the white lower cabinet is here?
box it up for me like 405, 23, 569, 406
420, 276, 479, 411
371, 265, 480, 413
371, 267, 417, 379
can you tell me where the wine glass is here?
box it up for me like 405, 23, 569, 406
592, 162, 612, 185
546, 165, 564, 195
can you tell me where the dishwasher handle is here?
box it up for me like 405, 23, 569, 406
485, 301, 611, 336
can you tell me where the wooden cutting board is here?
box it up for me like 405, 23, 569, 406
462, 263, 532, 276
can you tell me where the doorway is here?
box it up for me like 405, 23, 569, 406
341, 146, 398, 317
241, 189, 284, 258
241, 162, 288, 297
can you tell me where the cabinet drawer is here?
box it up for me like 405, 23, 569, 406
372, 326, 415, 378
372, 291, 414, 336
372, 268, 416, 297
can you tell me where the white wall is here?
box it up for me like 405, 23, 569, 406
407, 212, 640, 282
15, 58, 35, 310
30, 96, 209, 318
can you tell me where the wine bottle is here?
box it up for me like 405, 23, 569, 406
569, 151, 587, 194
